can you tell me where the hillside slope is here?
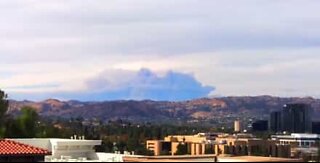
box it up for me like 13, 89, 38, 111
8, 96, 320, 122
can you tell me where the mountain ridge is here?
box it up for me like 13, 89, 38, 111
8, 96, 320, 123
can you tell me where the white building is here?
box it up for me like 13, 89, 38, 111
10, 138, 125, 162
272, 133, 320, 147
271, 133, 320, 158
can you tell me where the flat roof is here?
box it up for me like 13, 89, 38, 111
10, 138, 102, 147
11, 138, 101, 142
272, 133, 320, 139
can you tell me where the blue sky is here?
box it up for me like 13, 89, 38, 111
1, 0, 320, 101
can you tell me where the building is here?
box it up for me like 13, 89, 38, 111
215, 134, 290, 158
252, 120, 269, 132
281, 104, 312, 133
123, 155, 303, 162
234, 120, 241, 133
146, 133, 291, 158
147, 133, 217, 156
312, 122, 320, 134
270, 111, 282, 133
216, 156, 303, 162
10, 138, 124, 162
0, 139, 50, 162
270, 104, 312, 133
271, 133, 320, 160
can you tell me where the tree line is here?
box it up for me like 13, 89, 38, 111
0, 90, 66, 138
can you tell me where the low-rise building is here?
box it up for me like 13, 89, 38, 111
11, 138, 101, 161
215, 134, 290, 158
147, 133, 291, 158
217, 156, 303, 162
147, 133, 218, 156
10, 138, 125, 162
123, 155, 303, 162
271, 133, 320, 160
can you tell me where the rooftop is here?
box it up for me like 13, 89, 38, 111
0, 139, 50, 156
272, 133, 320, 139
12, 138, 102, 145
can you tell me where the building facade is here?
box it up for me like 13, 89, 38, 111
215, 134, 290, 158
146, 133, 291, 158
270, 104, 312, 133
281, 104, 312, 133
234, 120, 241, 133
270, 111, 282, 133
271, 133, 320, 160
10, 138, 112, 162
312, 122, 320, 134
147, 133, 217, 156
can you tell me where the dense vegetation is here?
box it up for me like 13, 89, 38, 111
0, 89, 213, 155
0, 90, 63, 138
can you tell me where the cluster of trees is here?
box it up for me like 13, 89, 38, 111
0, 90, 65, 138
0, 90, 8, 137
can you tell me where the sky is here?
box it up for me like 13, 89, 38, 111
1, 0, 320, 101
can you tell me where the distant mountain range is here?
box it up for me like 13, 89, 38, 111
8, 96, 320, 123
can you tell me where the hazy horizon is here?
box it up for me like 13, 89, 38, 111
1, 0, 320, 101
9, 94, 319, 103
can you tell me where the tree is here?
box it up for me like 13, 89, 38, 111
0, 90, 9, 138
0, 90, 8, 118
15, 107, 39, 138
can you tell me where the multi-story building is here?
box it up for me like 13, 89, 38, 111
281, 104, 312, 133
147, 133, 218, 156
270, 111, 282, 133
215, 134, 290, 158
270, 104, 312, 133
234, 120, 241, 133
146, 133, 291, 158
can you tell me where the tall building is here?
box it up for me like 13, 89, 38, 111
270, 111, 282, 133
234, 120, 241, 133
270, 104, 313, 133
281, 104, 312, 133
